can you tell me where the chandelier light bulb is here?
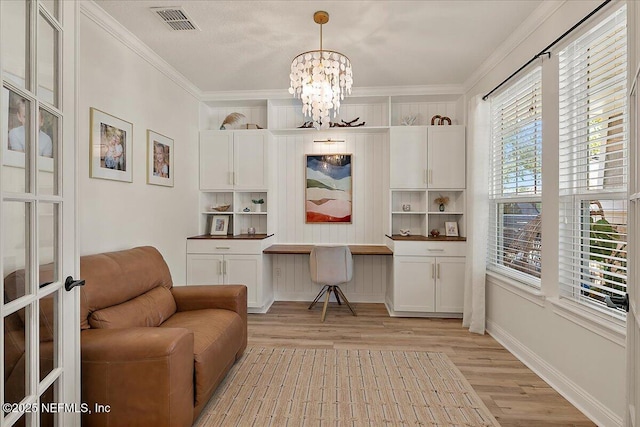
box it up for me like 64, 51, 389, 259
289, 11, 353, 130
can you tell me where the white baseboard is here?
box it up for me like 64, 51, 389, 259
487, 319, 622, 427
248, 297, 275, 314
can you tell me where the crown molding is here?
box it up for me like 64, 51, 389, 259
463, 0, 565, 93
80, 1, 203, 100
200, 84, 465, 102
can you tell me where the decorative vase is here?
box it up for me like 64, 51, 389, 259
254, 204, 262, 213
439, 203, 445, 212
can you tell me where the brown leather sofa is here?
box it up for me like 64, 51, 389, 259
79, 246, 247, 427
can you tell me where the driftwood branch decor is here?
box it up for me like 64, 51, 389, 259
298, 117, 366, 129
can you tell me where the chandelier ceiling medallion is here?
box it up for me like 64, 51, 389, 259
288, 11, 353, 130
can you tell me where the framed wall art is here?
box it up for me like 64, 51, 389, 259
147, 130, 174, 187
90, 107, 132, 182
305, 153, 352, 223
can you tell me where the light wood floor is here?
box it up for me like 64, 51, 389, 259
248, 301, 595, 427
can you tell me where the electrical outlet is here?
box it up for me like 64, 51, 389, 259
275, 267, 281, 277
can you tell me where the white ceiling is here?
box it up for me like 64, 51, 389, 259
93, 0, 544, 94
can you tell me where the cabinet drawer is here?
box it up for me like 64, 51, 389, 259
393, 241, 466, 257
187, 239, 263, 254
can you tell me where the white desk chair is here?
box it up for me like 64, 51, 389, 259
308, 246, 357, 322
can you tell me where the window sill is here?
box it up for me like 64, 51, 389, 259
486, 270, 545, 307
548, 297, 626, 347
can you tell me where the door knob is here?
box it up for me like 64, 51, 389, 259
64, 276, 85, 292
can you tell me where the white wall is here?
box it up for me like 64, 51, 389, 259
465, 1, 626, 425
78, 9, 200, 284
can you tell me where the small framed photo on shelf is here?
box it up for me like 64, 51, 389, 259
210, 215, 229, 236
445, 221, 459, 237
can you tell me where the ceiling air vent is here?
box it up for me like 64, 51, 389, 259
151, 7, 200, 31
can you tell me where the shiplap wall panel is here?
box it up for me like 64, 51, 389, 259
391, 102, 458, 126
275, 132, 388, 244
272, 254, 389, 302
271, 130, 391, 302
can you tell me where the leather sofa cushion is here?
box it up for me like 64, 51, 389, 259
80, 246, 173, 330
5, 263, 56, 341
160, 309, 244, 409
90, 286, 176, 329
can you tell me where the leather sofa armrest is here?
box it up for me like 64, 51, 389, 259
171, 285, 247, 358
171, 285, 247, 316
81, 328, 194, 427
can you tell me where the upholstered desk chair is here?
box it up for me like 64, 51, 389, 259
308, 246, 357, 322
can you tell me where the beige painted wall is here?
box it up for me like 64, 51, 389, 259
78, 11, 200, 283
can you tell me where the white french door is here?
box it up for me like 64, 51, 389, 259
627, 28, 640, 426
0, 1, 78, 427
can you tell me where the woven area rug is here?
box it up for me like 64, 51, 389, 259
196, 347, 500, 426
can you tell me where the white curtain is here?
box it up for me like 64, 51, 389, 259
462, 95, 491, 334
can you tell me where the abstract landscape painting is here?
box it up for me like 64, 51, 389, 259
305, 154, 352, 223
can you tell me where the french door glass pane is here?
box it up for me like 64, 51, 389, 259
40, 0, 59, 20
38, 107, 58, 195
39, 292, 57, 382
37, 13, 57, 106
3, 201, 31, 303
1, 0, 29, 89
38, 202, 58, 287
4, 307, 28, 411
39, 379, 59, 426
3, 87, 32, 194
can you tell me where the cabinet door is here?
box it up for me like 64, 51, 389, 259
390, 127, 428, 189
435, 257, 465, 313
393, 256, 435, 312
186, 254, 224, 284
428, 126, 465, 189
200, 131, 234, 190
234, 131, 268, 190
225, 254, 261, 307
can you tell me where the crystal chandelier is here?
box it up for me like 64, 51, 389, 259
288, 11, 353, 130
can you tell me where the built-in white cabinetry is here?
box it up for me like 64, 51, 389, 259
387, 239, 466, 316
386, 124, 466, 317
389, 126, 465, 190
195, 94, 468, 317
186, 237, 274, 313
200, 191, 270, 236
199, 130, 269, 191
390, 127, 428, 188
389, 126, 466, 238
427, 126, 466, 189
198, 129, 275, 236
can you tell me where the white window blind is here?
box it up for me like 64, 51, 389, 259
488, 67, 542, 283
558, 5, 627, 320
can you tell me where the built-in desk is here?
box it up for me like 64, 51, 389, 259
263, 244, 393, 256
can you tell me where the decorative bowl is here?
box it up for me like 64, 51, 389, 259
212, 204, 231, 212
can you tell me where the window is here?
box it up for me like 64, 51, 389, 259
488, 67, 542, 285
558, 5, 627, 320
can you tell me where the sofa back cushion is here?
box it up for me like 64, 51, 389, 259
89, 286, 176, 329
79, 246, 173, 330
4, 263, 56, 341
